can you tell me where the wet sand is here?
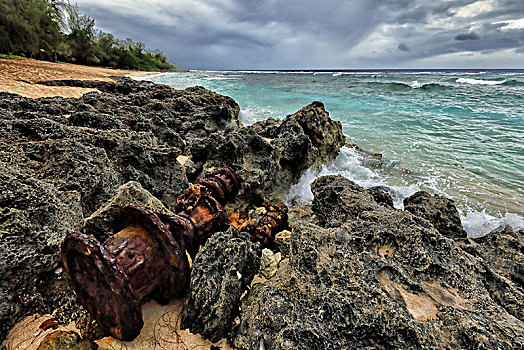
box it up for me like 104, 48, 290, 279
0, 58, 152, 98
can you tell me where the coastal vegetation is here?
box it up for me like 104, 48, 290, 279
0, 0, 181, 71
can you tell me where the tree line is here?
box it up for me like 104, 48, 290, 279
0, 0, 182, 71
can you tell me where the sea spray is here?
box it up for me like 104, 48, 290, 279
286, 146, 524, 238
148, 69, 524, 236
286, 146, 415, 209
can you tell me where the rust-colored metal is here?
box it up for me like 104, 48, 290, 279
60, 167, 241, 341
170, 166, 241, 256
242, 202, 289, 248
195, 166, 240, 205
61, 205, 188, 341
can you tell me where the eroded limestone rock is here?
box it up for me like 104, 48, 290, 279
181, 226, 261, 342
403, 191, 467, 239
233, 176, 524, 349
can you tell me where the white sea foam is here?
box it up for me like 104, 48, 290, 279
130, 72, 168, 81
239, 108, 258, 126
239, 107, 275, 126
456, 78, 506, 85
287, 146, 524, 238
332, 73, 342, 77
286, 146, 415, 209
461, 210, 524, 237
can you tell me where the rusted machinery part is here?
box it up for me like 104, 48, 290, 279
243, 202, 289, 248
157, 212, 199, 258
174, 184, 229, 241
110, 205, 189, 301
197, 166, 241, 205
61, 232, 143, 341
61, 167, 242, 341
61, 206, 189, 341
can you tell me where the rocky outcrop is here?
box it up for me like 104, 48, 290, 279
181, 226, 260, 342
458, 227, 524, 322
254, 102, 345, 172
192, 101, 345, 202
233, 176, 524, 349
0, 78, 239, 341
367, 185, 394, 208
404, 191, 467, 239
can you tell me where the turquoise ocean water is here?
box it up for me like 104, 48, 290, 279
143, 70, 524, 237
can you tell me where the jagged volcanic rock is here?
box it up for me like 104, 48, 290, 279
193, 101, 346, 203
233, 175, 524, 349
181, 226, 261, 342
403, 191, 467, 239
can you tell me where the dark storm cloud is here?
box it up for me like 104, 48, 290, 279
75, 0, 524, 69
398, 43, 411, 51
455, 32, 481, 40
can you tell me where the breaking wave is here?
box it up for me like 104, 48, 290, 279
287, 146, 524, 238
363, 81, 450, 91
456, 78, 506, 85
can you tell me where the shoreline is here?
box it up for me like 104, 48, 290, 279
0, 58, 157, 98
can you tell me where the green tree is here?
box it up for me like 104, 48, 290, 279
0, 0, 182, 70
60, 1, 98, 64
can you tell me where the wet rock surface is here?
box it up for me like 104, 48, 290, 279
181, 226, 261, 342
367, 185, 395, 208
233, 176, 524, 349
403, 190, 467, 239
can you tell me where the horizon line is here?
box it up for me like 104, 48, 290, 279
188, 68, 524, 72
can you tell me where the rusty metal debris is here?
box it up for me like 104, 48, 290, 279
60, 167, 240, 341
242, 202, 289, 248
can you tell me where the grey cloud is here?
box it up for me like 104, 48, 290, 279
455, 32, 480, 40
398, 43, 410, 51
75, 0, 524, 69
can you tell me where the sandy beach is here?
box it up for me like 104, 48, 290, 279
0, 58, 152, 98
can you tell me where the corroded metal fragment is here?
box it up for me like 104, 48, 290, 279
61, 167, 241, 341
174, 184, 228, 240
242, 202, 289, 248
61, 207, 189, 341
108, 205, 189, 302
197, 166, 241, 205
61, 231, 144, 341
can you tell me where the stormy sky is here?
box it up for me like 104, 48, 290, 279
75, 0, 524, 70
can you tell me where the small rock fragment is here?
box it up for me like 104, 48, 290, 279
274, 252, 282, 265
259, 248, 278, 279
274, 230, 292, 256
